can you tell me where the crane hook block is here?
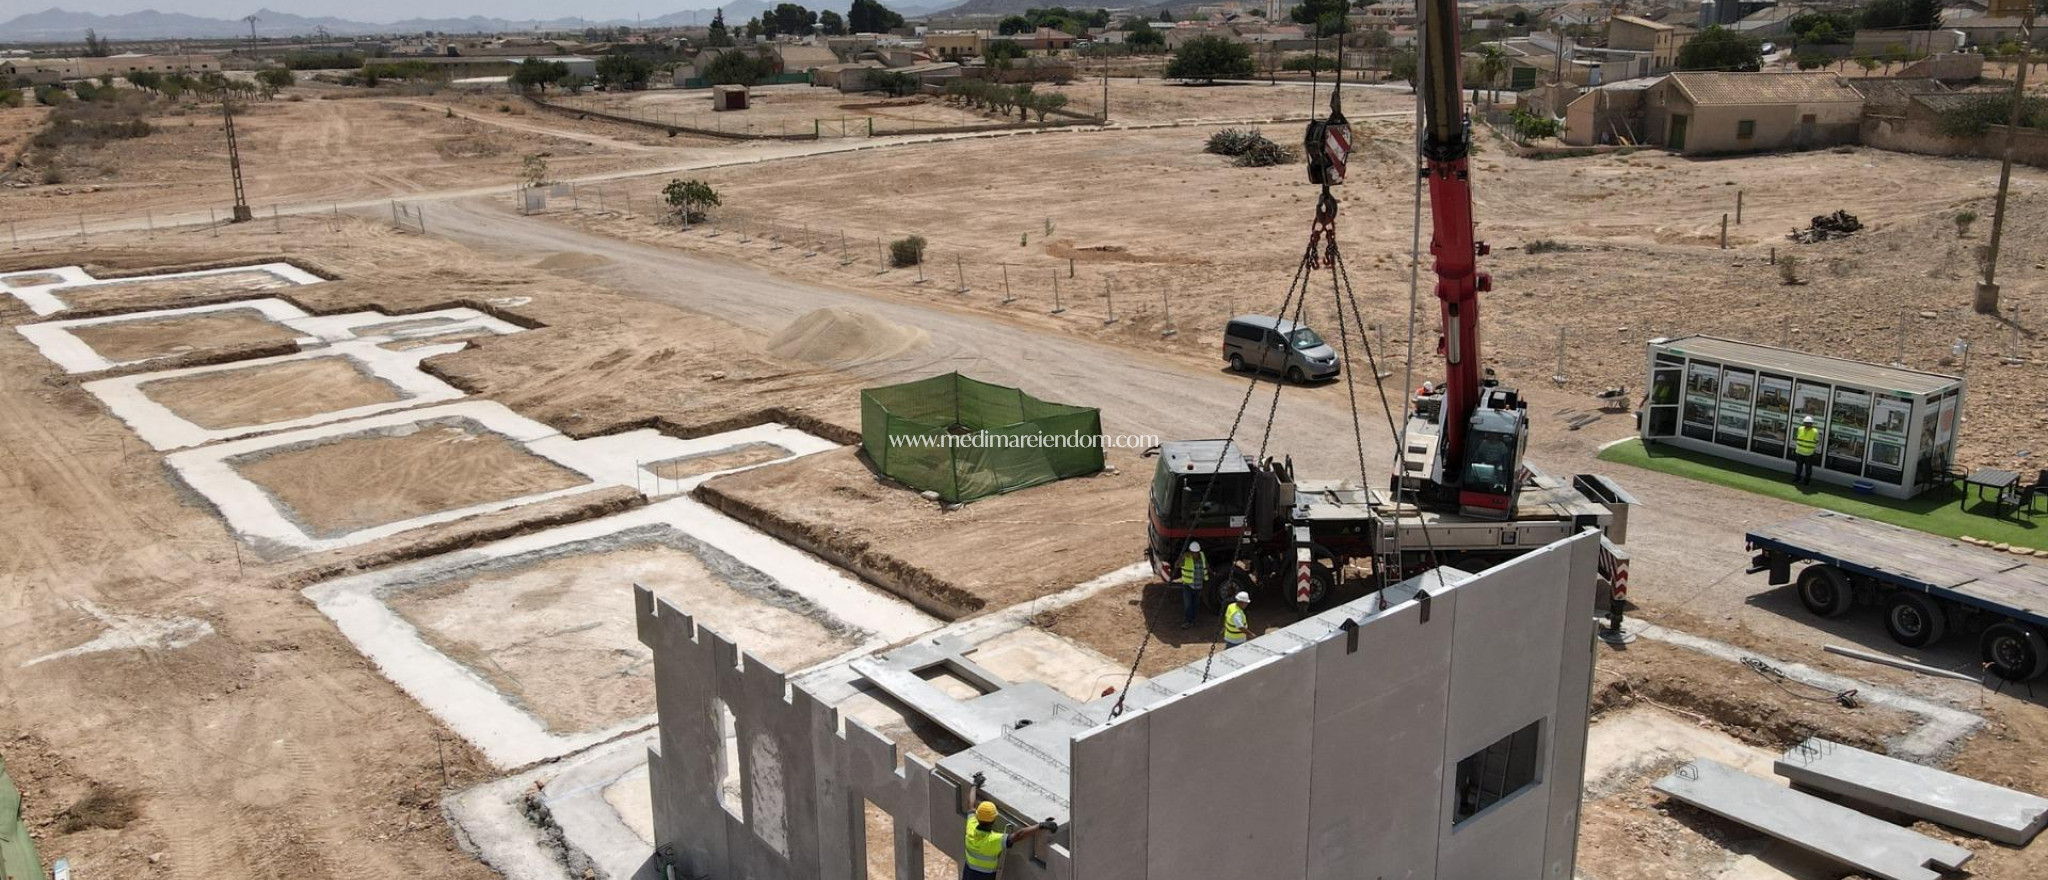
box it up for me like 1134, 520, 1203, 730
1304, 110, 1353, 187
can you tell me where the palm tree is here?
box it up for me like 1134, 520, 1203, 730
1476, 45, 1509, 108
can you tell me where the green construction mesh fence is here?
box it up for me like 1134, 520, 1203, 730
1, 757, 38, 880
861, 372, 1104, 503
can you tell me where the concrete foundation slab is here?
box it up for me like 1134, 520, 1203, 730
1652, 759, 1973, 880
309, 490, 937, 768
19, 295, 521, 375
0, 262, 320, 317
85, 338, 471, 449
445, 732, 661, 880
1774, 737, 2048, 846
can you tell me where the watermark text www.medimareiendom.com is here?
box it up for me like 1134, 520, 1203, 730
888, 432, 1159, 449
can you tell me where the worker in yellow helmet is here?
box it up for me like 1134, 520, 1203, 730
962, 772, 1057, 879
1792, 416, 1821, 486
1223, 590, 1251, 646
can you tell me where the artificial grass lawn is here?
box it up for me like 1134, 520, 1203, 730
1598, 437, 2045, 551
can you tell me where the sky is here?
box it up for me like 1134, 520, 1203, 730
6, 1, 745, 23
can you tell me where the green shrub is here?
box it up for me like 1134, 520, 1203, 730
1282, 54, 1337, 72
1205, 127, 1262, 155
0, 88, 20, 108
1525, 239, 1568, 254
1233, 136, 1296, 166
1937, 93, 2048, 138
890, 235, 927, 267
1955, 210, 1977, 237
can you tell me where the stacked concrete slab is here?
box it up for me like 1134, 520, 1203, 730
1653, 759, 1974, 880
636, 529, 1605, 880
1776, 737, 2048, 846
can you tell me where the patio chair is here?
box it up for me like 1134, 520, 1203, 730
2021, 470, 2048, 519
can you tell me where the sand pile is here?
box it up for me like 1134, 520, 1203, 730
535, 252, 611, 271
766, 307, 927, 364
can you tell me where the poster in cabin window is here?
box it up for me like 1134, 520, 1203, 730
1717, 368, 1755, 437
1936, 395, 1958, 446
1752, 375, 1792, 446
1793, 381, 1830, 423
1871, 395, 1911, 444
1684, 362, 1720, 428
1920, 407, 1940, 459
1828, 388, 1871, 462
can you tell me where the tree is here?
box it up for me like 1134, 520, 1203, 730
1387, 48, 1417, 87
83, 28, 110, 57
986, 39, 1028, 67
848, 0, 905, 33
999, 14, 1033, 34
1158, 9, 1174, 22
702, 49, 777, 86
1030, 91, 1068, 121
1167, 34, 1255, 82
1855, 55, 1880, 76
773, 3, 819, 36
1794, 47, 1829, 70
126, 70, 162, 93
1676, 26, 1761, 72
663, 178, 720, 223
819, 10, 846, 34
1127, 19, 1164, 51
708, 9, 734, 46
869, 69, 919, 96
1473, 44, 1508, 105
512, 56, 570, 92
1904, 0, 1942, 29
596, 53, 655, 89
522, 154, 550, 186
561, 74, 591, 94
744, 16, 764, 38
255, 67, 294, 98
1289, 0, 1350, 38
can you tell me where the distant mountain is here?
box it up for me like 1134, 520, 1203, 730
0, 2, 959, 42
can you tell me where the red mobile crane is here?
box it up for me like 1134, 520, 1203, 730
1143, 0, 1634, 612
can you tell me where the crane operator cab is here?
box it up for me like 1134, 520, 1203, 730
1457, 388, 1529, 520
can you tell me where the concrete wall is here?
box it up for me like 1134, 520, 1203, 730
1862, 115, 2048, 168
1681, 102, 1862, 153
640, 530, 1600, 880
636, 588, 1071, 880
1070, 532, 1600, 880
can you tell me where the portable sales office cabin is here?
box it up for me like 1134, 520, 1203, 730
1641, 336, 1965, 499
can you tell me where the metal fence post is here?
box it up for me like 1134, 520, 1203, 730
211, 207, 219, 235
1103, 277, 1117, 325
839, 230, 850, 265
876, 236, 887, 274
1051, 271, 1065, 314
955, 254, 969, 293
804, 224, 817, 257
1001, 263, 1014, 303
1161, 290, 1176, 337
273, 205, 282, 234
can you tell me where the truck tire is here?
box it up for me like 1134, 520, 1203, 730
1207, 569, 1254, 615
1883, 592, 1947, 649
1980, 623, 2048, 682
1796, 565, 1853, 619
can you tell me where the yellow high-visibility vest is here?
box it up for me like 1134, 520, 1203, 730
1178, 551, 1204, 586
1224, 602, 1248, 645
965, 817, 1004, 873
1794, 425, 1820, 456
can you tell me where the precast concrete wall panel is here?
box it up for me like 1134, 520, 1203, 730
1436, 540, 1577, 880
1143, 649, 1316, 880
1069, 713, 1150, 880
1305, 594, 1456, 880
1542, 535, 1602, 879
636, 592, 733, 878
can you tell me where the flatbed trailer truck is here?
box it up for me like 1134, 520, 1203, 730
1747, 511, 2048, 681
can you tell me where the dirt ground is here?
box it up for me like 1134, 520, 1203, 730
387, 538, 856, 735
545, 109, 2047, 470
232, 418, 593, 538
66, 306, 303, 363
140, 357, 403, 429
576, 85, 1001, 137
696, 446, 1146, 620
54, 269, 301, 313
0, 89, 677, 226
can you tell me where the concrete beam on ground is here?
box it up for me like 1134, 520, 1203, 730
1653, 758, 1973, 880
1775, 737, 2048, 846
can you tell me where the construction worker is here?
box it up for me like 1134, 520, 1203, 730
1177, 541, 1206, 629
963, 772, 1056, 879
1792, 416, 1821, 486
1223, 590, 1250, 646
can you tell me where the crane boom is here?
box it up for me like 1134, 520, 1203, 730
1413, 0, 1526, 518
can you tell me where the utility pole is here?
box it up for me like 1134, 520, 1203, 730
1977, 9, 2035, 315
224, 99, 252, 222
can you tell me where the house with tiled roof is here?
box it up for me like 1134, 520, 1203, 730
1641, 71, 1865, 153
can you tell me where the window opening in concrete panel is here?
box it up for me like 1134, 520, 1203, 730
1453, 719, 1543, 826
916, 666, 991, 700
713, 698, 743, 820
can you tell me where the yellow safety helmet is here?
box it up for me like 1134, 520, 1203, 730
975, 801, 998, 823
